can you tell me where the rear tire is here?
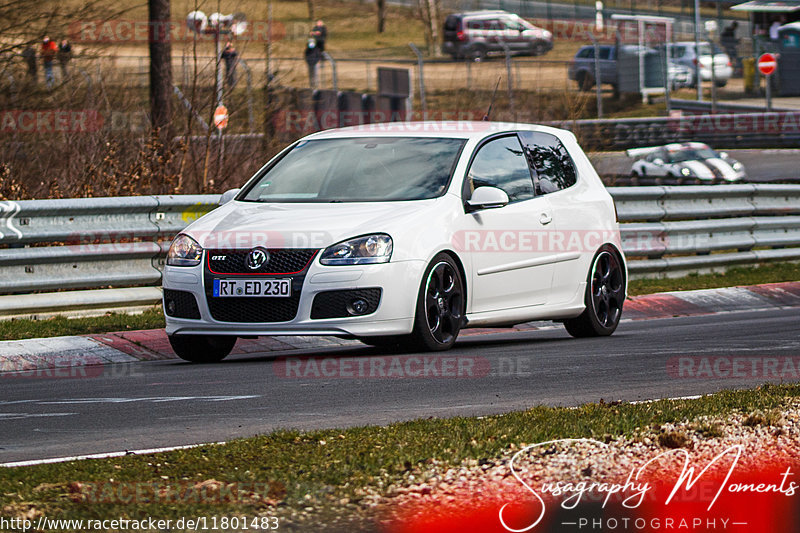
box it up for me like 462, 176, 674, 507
410, 253, 465, 351
564, 246, 625, 338
168, 334, 236, 363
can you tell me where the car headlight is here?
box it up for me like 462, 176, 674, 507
732, 161, 743, 171
320, 234, 393, 265
543, 30, 552, 40
167, 234, 203, 266
680, 167, 692, 176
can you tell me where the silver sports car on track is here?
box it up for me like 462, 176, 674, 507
628, 142, 746, 184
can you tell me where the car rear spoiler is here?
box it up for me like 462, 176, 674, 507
625, 146, 662, 158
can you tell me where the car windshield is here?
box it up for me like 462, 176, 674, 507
696, 43, 723, 56
669, 147, 717, 162
241, 137, 466, 203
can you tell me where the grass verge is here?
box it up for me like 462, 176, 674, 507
0, 262, 796, 341
2, 384, 799, 531
626, 261, 800, 296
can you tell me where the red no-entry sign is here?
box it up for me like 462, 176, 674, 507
214, 105, 229, 129
758, 53, 777, 76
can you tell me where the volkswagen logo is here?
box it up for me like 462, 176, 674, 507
246, 247, 270, 270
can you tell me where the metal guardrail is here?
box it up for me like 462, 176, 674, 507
0, 185, 798, 318
615, 184, 800, 276
0, 196, 219, 318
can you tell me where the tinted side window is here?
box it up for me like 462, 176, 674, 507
518, 131, 578, 195
598, 47, 611, 60
444, 16, 460, 31
576, 47, 591, 58
486, 19, 504, 30
467, 136, 534, 203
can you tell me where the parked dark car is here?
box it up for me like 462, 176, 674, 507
568, 44, 693, 92
442, 10, 553, 60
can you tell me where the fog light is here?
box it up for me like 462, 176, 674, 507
347, 298, 369, 315
166, 299, 176, 315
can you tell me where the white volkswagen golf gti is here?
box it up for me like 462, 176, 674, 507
163, 122, 627, 362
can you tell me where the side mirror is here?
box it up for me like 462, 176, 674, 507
652, 158, 664, 165
219, 188, 241, 205
718, 151, 729, 159
466, 186, 509, 211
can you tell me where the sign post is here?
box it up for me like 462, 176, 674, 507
758, 53, 777, 111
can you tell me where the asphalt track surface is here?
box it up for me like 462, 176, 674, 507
2, 308, 799, 463
590, 149, 800, 182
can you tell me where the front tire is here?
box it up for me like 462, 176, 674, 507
564, 246, 625, 338
410, 254, 465, 351
168, 334, 236, 363
468, 45, 487, 61
359, 335, 407, 348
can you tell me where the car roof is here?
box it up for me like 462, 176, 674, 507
627, 142, 711, 158
303, 121, 572, 141
454, 10, 515, 17
663, 142, 711, 152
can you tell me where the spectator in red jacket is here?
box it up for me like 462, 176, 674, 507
41, 36, 58, 88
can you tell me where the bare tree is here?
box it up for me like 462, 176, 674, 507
415, 0, 441, 56
148, 0, 172, 134
377, 0, 386, 33
307, 0, 315, 22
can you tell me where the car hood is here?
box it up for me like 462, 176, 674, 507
182, 198, 442, 249
681, 158, 742, 181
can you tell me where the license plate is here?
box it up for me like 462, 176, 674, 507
212, 279, 292, 298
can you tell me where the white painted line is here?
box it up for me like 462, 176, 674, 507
0, 441, 226, 468
629, 395, 703, 405
0, 393, 717, 467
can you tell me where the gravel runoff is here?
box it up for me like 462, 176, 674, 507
201, 398, 800, 531
367, 398, 800, 530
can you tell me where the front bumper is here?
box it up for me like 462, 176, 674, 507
163, 258, 425, 338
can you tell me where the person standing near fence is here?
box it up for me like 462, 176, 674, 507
305, 36, 322, 89
221, 41, 239, 88
21, 45, 37, 83
58, 39, 72, 81
41, 37, 57, 88
311, 20, 327, 51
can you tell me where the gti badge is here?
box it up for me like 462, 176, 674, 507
246, 247, 269, 270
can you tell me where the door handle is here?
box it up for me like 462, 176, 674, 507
539, 213, 552, 225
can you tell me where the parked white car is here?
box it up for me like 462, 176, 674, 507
667, 42, 733, 87
628, 142, 746, 183
163, 122, 627, 362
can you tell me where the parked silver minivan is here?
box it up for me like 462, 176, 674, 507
442, 10, 553, 60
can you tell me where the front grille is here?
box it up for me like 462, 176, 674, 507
207, 249, 318, 275
207, 294, 301, 323
163, 289, 201, 319
311, 288, 382, 319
